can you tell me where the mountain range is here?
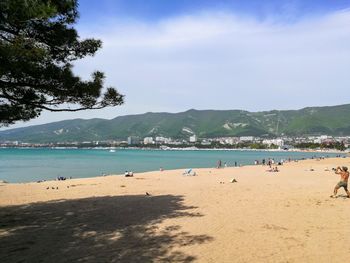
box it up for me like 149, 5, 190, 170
1, 104, 350, 143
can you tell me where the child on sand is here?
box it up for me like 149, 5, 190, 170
330, 166, 350, 198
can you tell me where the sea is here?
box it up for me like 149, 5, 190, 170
0, 148, 343, 183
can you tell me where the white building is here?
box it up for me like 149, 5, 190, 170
239, 136, 254, 142
127, 136, 133, 145
143, 137, 154, 145
313, 135, 333, 144
189, 135, 197, 143
223, 137, 239, 145
201, 140, 211, 146
155, 136, 171, 144
262, 138, 284, 147
313, 137, 322, 144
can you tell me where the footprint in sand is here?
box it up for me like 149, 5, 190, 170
263, 224, 288, 231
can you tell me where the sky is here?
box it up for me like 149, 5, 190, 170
4, 0, 350, 129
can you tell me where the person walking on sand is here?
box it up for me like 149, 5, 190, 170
330, 166, 350, 198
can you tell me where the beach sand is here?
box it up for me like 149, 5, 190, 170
1, 157, 350, 262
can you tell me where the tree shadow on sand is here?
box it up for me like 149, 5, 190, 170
0, 195, 213, 262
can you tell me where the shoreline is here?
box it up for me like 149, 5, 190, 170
1, 156, 347, 186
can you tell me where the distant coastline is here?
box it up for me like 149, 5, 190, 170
0, 146, 347, 154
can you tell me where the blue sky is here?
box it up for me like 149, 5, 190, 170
77, 0, 350, 22
5, 0, 350, 129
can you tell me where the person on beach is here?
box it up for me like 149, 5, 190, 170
330, 166, 350, 198
217, 160, 222, 169
125, 171, 133, 177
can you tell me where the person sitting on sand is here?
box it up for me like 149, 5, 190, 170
57, 176, 66, 181
330, 166, 350, 198
124, 171, 133, 177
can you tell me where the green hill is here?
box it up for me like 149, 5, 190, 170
1, 104, 350, 143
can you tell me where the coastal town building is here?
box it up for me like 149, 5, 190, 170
239, 136, 254, 142
223, 137, 239, 145
155, 136, 172, 144
143, 137, 154, 144
200, 139, 211, 145
1, 134, 350, 151
189, 135, 197, 143
262, 138, 284, 147
127, 136, 140, 145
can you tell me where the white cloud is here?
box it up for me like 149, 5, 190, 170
5, 9, 350, 129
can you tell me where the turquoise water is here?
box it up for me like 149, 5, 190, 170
0, 148, 341, 183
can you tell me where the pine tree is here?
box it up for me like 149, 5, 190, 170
0, 0, 124, 126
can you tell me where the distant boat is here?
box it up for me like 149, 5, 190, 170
109, 149, 116, 153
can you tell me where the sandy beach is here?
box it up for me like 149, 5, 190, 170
1, 157, 350, 262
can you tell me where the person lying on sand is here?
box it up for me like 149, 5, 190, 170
183, 169, 196, 176
330, 166, 350, 198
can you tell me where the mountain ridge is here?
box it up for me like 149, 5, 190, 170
1, 104, 350, 143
